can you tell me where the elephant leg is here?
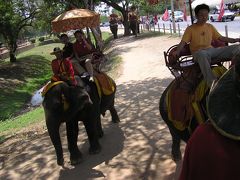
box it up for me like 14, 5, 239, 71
169, 127, 182, 162
130, 22, 137, 36
66, 120, 82, 165
83, 117, 101, 155
110, 26, 118, 39
96, 115, 104, 138
46, 116, 64, 166
109, 106, 120, 123
113, 26, 118, 39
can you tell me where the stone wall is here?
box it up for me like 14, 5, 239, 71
0, 43, 35, 60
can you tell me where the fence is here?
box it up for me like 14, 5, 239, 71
0, 43, 34, 60
139, 22, 235, 38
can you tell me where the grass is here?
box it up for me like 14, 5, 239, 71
0, 107, 44, 135
0, 31, 121, 140
0, 31, 169, 141
0, 32, 112, 120
0, 43, 63, 120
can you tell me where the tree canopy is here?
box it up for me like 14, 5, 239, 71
0, 0, 38, 62
0, 0, 172, 62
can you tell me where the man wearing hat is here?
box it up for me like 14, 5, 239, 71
109, 14, 119, 39
50, 47, 77, 86
179, 60, 240, 179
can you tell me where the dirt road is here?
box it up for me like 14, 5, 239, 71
0, 35, 184, 180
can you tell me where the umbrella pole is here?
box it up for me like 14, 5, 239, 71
189, 0, 194, 24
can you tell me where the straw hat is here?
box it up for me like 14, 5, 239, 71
207, 61, 240, 140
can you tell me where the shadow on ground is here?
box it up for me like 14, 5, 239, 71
0, 76, 181, 180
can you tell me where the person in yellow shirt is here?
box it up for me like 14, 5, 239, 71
173, 4, 240, 87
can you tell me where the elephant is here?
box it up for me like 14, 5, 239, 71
129, 20, 139, 36
159, 65, 227, 162
42, 76, 119, 166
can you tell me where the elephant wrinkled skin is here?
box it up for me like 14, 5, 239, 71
43, 79, 119, 166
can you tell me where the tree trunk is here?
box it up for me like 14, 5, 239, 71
90, 28, 103, 51
100, 0, 131, 36
10, 51, 17, 62
122, 13, 131, 36
9, 41, 17, 63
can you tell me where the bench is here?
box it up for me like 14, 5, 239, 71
164, 40, 229, 78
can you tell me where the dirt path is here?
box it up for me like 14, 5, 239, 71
0, 35, 184, 180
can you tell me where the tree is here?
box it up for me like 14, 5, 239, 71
34, 2, 66, 36
100, 0, 167, 35
47, 0, 132, 35
100, 0, 131, 35
0, 0, 38, 62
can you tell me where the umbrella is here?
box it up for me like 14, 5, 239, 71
51, 9, 100, 33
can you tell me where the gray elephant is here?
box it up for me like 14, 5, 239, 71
159, 65, 226, 162
42, 76, 119, 166
128, 6, 139, 36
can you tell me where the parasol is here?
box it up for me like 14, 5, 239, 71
51, 9, 100, 33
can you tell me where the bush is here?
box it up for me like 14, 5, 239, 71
30, 39, 36, 43
38, 37, 45, 42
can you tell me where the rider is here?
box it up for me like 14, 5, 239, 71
50, 47, 77, 86
173, 4, 240, 87
60, 33, 74, 59
73, 29, 95, 82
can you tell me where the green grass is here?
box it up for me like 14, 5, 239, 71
0, 43, 63, 120
0, 107, 44, 134
0, 32, 115, 139
0, 107, 44, 143
0, 32, 112, 120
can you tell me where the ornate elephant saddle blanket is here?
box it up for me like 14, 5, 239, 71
166, 66, 227, 131
41, 81, 64, 97
94, 72, 115, 98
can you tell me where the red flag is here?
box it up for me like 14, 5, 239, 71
183, 3, 187, 21
218, 0, 224, 21
162, 8, 169, 21
154, 15, 158, 24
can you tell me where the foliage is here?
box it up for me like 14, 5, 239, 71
100, 15, 109, 23
0, 32, 111, 121
33, 2, 66, 36
0, 107, 44, 138
30, 38, 36, 43
0, 32, 116, 140
0, 0, 38, 62
0, 43, 62, 120
139, 2, 166, 15
38, 37, 45, 42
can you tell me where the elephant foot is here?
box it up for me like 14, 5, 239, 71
57, 157, 64, 166
171, 149, 182, 162
70, 151, 83, 166
110, 109, 120, 123
89, 144, 101, 155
